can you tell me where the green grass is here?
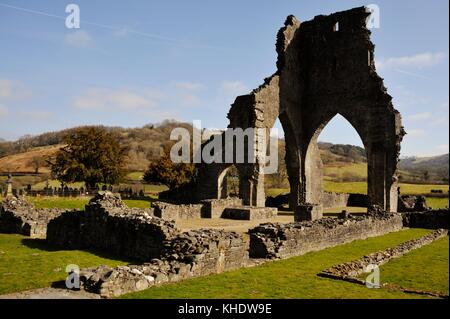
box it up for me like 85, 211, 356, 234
0, 233, 130, 295
32, 180, 85, 190
324, 163, 367, 181
20, 197, 152, 210
126, 172, 144, 181
122, 228, 444, 299
377, 237, 449, 294
426, 197, 448, 209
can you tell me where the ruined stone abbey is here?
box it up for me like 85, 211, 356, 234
1, 7, 447, 298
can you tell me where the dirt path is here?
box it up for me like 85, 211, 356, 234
0, 287, 101, 299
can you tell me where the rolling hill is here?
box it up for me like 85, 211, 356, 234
0, 123, 448, 185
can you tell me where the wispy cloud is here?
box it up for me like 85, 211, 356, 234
0, 78, 32, 102
19, 110, 53, 120
407, 129, 426, 137
0, 105, 8, 117
376, 52, 447, 70
174, 82, 205, 91
64, 30, 94, 47
221, 81, 249, 96
407, 112, 432, 121
0, 79, 12, 98
73, 88, 156, 110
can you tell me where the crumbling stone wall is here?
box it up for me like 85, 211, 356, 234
402, 209, 449, 230
78, 229, 247, 297
153, 201, 203, 220
200, 198, 243, 218
398, 195, 428, 212
249, 212, 403, 259
47, 193, 178, 261
0, 196, 64, 238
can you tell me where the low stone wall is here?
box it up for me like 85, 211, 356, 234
398, 195, 428, 212
200, 198, 243, 218
153, 202, 204, 220
0, 196, 64, 238
222, 207, 277, 220
322, 192, 350, 208
78, 229, 248, 297
249, 213, 403, 259
402, 209, 449, 229
47, 193, 179, 261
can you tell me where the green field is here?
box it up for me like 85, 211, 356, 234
122, 228, 446, 299
0, 229, 446, 298
377, 237, 449, 294
0, 196, 152, 210
0, 233, 130, 295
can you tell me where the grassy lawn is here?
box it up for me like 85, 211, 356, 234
122, 228, 446, 299
378, 237, 449, 294
324, 163, 367, 181
427, 197, 449, 209
22, 197, 152, 210
0, 233, 130, 295
267, 183, 448, 210
126, 172, 144, 181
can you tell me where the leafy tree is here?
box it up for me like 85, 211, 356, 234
49, 127, 127, 188
143, 154, 195, 189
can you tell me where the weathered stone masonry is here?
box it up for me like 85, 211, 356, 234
190, 7, 404, 216
47, 193, 178, 261
0, 196, 64, 238
249, 212, 404, 259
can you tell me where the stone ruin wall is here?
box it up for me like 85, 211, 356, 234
47, 194, 178, 262
249, 213, 404, 259
402, 210, 449, 230
79, 229, 248, 297
0, 196, 65, 238
152, 201, 204, 220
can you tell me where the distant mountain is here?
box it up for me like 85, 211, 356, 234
398, 154, 449, 183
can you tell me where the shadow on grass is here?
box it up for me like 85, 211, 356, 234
21, 238, 137, 264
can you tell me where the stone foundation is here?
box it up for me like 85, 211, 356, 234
221, 207, 277, 220
402, 209, 449, 229
153, 202, 203, 220
78, 229, 247, 297
249, 213, 404, 259
47, 192, 178, 261
0, 196, 64, 238
294, 204, 323, 221
200, 198, 243, 218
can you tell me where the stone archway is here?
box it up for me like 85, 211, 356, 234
191, 7, 405, 215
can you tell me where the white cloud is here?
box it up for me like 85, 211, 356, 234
64, 30, 94, 47
407, 112, 432, 121
0, 105, 8, 117
407, 129, 426, 137
73, 88, 155, 110
19, 110, 53, 120
174, 82, 205, 91
376, 52, 447, 70
221, 81, 249, 96
0, 79, 31, 100
0, 79, 12, 98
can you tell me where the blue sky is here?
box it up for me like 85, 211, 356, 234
0, 0, 448, 157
